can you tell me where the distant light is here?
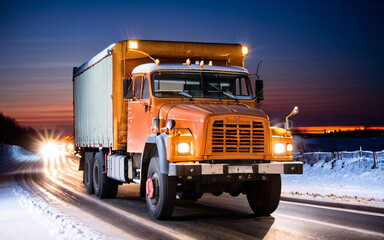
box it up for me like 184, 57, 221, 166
200, 60, 204, 67
67, 143, 74, 151
242, 46, 249, 56
209, 61, 213, 67
41, 142, 60, 158
129, 40, 138, 49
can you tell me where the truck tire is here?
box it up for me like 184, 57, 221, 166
177, 191, 203, 200
84, 151, 94, 194
246, 174, 281, 216
93, 152, 118, 199
145, 157, 177, 220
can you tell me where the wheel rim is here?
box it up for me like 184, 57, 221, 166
148, 172, 160, 207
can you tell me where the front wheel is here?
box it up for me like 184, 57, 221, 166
145, 157, 177, 220
246, 174, 281, 216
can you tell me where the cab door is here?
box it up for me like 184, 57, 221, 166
127, 75, 152, 152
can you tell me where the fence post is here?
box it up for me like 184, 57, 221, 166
372, 151, 376, 169
359, 146, 362, 168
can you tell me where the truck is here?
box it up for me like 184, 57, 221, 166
73, 39, 302, 219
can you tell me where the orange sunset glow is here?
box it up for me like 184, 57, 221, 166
293, 126, 384, 134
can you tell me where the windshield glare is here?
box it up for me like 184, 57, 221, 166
151, 71, 253, 100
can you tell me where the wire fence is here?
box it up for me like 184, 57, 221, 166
293, 149, 384, 169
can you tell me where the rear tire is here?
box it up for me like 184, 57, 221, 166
145, 157, 177, 220
93, 152, 118, 199
246, 174, 281, 216
84, 151, 94, 194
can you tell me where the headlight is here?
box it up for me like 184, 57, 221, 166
286, 144, 293, 152
177, 142, 190, 154
274, 143, 285, 155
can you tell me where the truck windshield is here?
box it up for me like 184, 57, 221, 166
151, 71, 253, 100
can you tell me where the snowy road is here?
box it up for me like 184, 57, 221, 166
3, 151, 384, 239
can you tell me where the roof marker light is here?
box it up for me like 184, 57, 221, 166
242, 46, 249, 56
209, 61, 213, 66
129, 40, 138, 49
200, 60, 204, 67
155, 59, 160, 65
186, 58, 191, 65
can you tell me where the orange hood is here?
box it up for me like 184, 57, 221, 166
159, 103, 268, 122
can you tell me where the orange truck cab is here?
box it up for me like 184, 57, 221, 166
73, 40, 302, 219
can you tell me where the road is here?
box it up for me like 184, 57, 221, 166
12, 152, 384, 239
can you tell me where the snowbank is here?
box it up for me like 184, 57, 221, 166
283, 150, 384, 204
15, 186, 107, 240
0, 144, 41, 173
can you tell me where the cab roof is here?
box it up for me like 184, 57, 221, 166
131, 63, 248, 75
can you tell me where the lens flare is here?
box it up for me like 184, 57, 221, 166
41, 142, 60, 158
33, 128, 74, 159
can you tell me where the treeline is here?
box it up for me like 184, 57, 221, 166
323, 129, 384, 138
0, 112, 39, 152
294, 129, 384, 138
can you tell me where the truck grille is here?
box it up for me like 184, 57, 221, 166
211, 120, 264, 154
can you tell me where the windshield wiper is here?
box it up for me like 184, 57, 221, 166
179, 91, 194, 100
206, 82, 238, 100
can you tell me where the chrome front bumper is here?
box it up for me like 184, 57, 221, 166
168, 162, 303, 176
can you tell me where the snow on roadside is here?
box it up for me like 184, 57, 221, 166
282, 150, 384, 207
0, 144, 108, 240
14, 186, 108, 240
0, 144, 40, 173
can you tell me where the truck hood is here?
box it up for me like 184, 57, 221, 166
160, 103, 268, 122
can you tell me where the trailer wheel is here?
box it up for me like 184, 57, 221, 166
93, 152, 118, 199
145, 157, 176, 219
246, 174, 281, 216
177, 191, 203, 201
84, 151, 94, 194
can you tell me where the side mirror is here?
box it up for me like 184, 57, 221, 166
286, 106, 299, 120
123, 78, 133, 99
285, 106, 299, 131
285, 119, 294, 130
255, 79, 264, 102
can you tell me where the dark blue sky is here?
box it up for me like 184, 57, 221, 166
0, 0, 383, 133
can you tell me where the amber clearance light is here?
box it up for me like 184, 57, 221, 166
242, 46, 249, 56
128, 40, 138, 49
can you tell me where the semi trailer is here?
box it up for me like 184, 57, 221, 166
73, 39, 302, 219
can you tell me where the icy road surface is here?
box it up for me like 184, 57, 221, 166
0, 144, 384, 239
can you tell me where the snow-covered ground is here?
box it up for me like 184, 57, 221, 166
0, 144, 41, 173
1, 144, 383, 239
282, 150, 384, 208
0, 144, 106, 240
